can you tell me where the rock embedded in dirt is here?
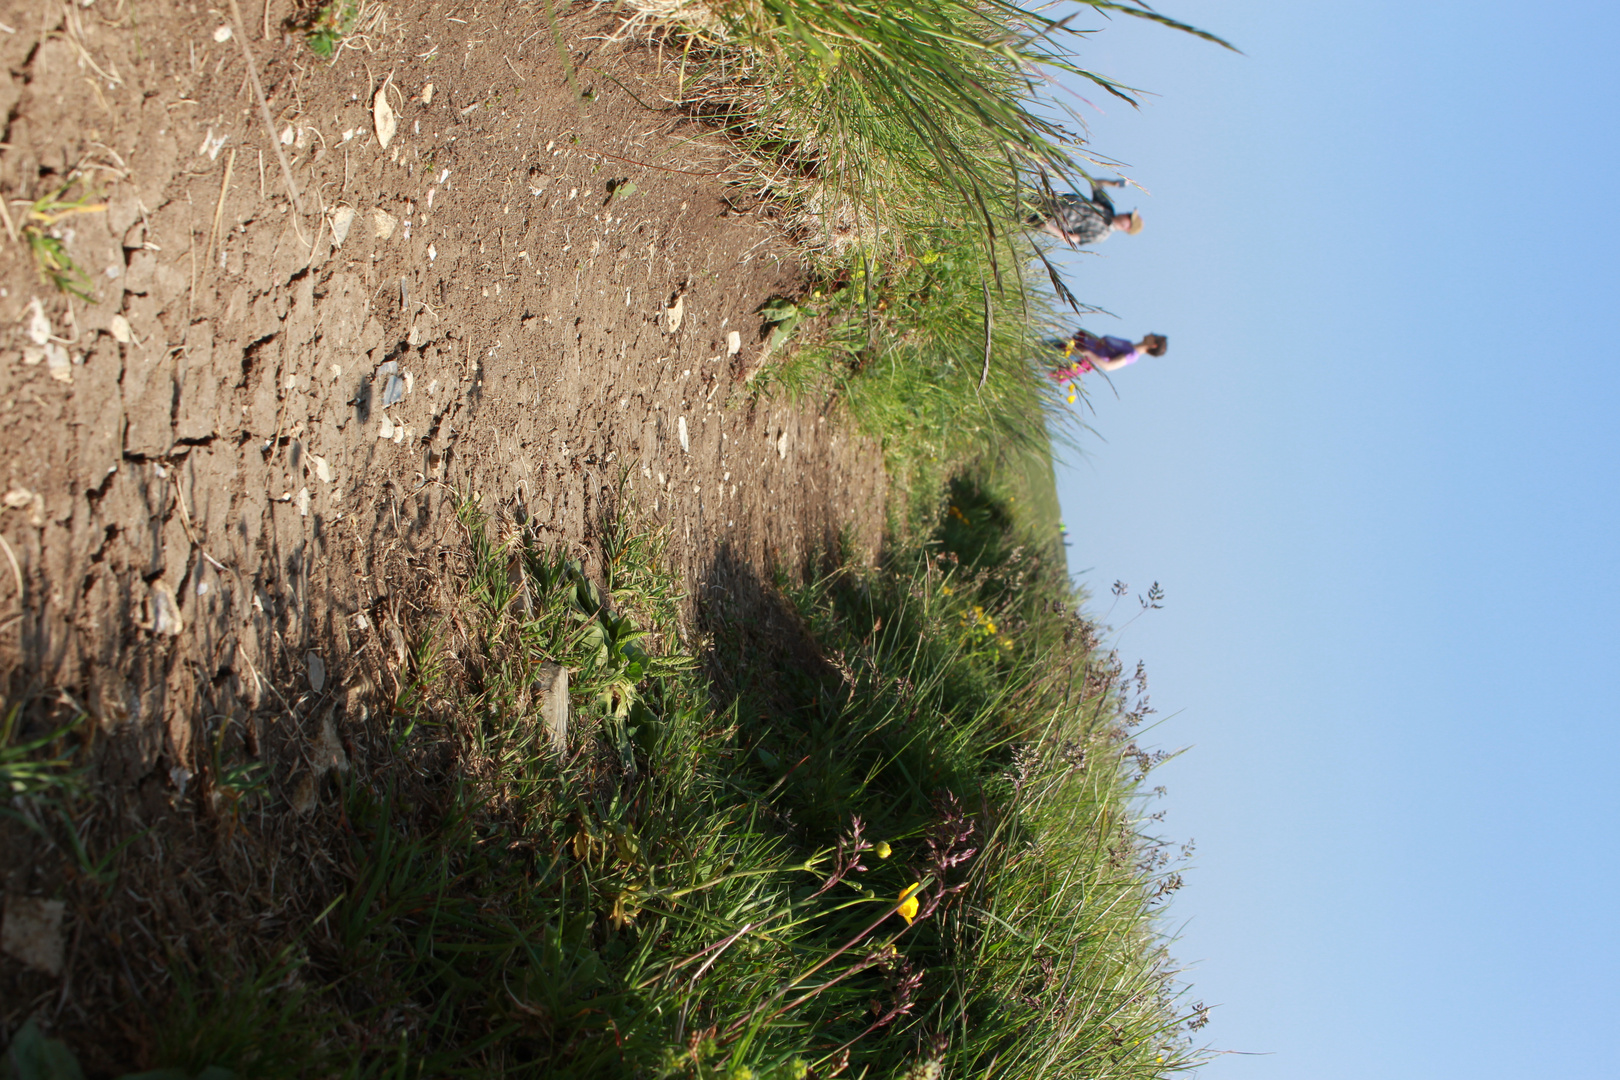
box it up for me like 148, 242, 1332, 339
376, 360, 405, 407
329, 206, 356, 246
25, 298, 51, 346
1, 895, 66, 977
147, 581, 183, 636
374, 81, 398, 149
313, 713, 349, 775
290, 772, 319, 815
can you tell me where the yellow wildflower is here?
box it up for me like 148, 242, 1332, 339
874, 841, 893, 860
897, 882, 922, 924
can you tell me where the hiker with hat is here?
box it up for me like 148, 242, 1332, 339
1029, 178, 1143, 246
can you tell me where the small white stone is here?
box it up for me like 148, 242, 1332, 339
25, 298, 50, 346
213, 24, 232, 41
329, 206, 356, 246
1, 896, 66, 977
374, 84, 397, 149
46, 343, 71, 383
149, 581, 183, 636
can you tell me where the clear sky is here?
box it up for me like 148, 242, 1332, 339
1045, 3, 1620, 1078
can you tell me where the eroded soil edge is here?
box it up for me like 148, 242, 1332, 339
0, 0, 885, 1035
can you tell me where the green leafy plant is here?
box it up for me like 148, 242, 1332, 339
300, 0, 361, 57
18, 180, 105, 302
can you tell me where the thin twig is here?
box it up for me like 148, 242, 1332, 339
205, 147, 236, 268
226, 0, 308, 218
0, 192, 16, 245
587, 147, 723, 178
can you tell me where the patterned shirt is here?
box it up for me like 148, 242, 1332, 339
1035, 185, 1118, 246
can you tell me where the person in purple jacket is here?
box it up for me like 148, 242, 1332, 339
1049, 331, 1168, 401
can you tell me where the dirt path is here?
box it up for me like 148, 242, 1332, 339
0, 0, 885, 790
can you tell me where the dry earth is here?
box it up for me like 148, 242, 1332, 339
0, 0, 886, 1050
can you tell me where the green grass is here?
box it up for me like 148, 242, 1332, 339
0, 703, 82, 807
748, 227, 1080, 538
28, 475, 1198, 1077
639, 0, 1229, 268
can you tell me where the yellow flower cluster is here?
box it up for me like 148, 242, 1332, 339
960, 605, 1014, 650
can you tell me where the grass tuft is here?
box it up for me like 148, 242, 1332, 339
18, 178, 106, 302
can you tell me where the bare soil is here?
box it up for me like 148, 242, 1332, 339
0, 0, 885, 1054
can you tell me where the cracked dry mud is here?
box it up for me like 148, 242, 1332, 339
0, 5, 884, 789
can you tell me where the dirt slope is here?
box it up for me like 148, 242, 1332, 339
0, 0, 884, 766
0, 0, 887, 1041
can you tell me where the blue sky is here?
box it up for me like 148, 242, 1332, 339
1046, 2, 1620, 1077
